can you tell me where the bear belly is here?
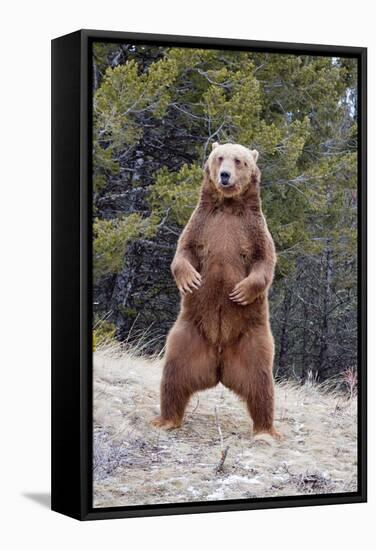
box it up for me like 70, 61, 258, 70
182, 210, 256, 344
183, 259, 252, 345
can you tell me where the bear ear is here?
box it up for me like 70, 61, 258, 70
212, 142, 219, 150
250, 149, 259, 163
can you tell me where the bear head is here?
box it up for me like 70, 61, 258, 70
205, 142, 259, 198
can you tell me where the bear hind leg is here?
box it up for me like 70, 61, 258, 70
221, 327, 281, 440
151, 357, 194, 430
152, 319, 218, 430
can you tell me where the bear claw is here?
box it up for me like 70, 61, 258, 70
151, 416, 181, 430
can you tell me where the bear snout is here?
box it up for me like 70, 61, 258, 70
220, 171, 232, 186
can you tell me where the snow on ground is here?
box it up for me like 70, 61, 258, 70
93, 348, 357, 508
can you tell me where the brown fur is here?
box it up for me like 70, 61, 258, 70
152, 143, 280, 439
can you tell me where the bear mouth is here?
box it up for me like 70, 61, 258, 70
220, 181, 234, 188
219, 182, 238, 195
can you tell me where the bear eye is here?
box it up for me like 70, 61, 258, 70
218, 156, 224, 162
234, 158, 241, 165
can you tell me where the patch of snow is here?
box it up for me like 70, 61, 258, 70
222, 475, 261, 485
206, 487, 226, 500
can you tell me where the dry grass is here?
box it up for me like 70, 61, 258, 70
93, 346, 357, 508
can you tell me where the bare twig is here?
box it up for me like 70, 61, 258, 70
215, 446, 230, 474
203, 120, 226, 162
214, 406, 224, 447
214, 406, 230, 473
190, 397, 200, 416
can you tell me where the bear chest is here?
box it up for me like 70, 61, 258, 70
197, 210, 252, 262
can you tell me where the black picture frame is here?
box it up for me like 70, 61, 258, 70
51, 29, 367, 521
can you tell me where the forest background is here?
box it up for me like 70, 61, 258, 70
92, 43, 358, 382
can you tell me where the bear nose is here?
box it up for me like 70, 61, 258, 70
220, 171, 231, 185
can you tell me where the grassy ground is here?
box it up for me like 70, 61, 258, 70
93, 347, 357, 508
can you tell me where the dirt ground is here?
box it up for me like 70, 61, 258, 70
93, 348, 357, 508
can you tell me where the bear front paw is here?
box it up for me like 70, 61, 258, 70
230, 277, 262, 306
174, 263, 202, 296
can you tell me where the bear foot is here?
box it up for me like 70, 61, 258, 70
151, 416, 182, 430
253, 426, 282, 444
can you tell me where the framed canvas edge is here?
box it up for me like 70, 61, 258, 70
81, 28, 366, 56
52, 29, 367, 521
52, 30, 83, 520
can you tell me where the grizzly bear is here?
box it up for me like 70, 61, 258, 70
152, 142, 280, 439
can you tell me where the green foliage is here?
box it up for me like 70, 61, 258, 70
202, 63, 263, 144
93, 55, 179, 198
93, 320, 116, 350
149, 164, 203, 225
93, 213, 158, 279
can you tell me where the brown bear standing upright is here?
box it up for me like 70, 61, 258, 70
152, 142, 280, 439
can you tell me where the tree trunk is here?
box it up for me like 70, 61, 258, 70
277, 287, 292, 378
317, 243, 333, 379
